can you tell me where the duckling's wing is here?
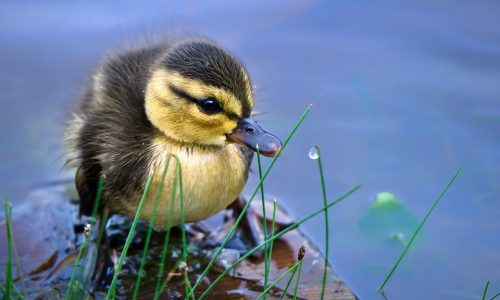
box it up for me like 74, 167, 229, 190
69, 46, 164, 216
75, 164, 101, 216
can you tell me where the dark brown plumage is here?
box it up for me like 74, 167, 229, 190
64, 38, 280, 226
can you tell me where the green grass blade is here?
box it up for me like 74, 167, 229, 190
257, 260, 301, 300
153, 228, 173, 300
154, 163, 179, 300
11, 226, 27, 299
278, 264, 297, 300
133, 155, 171, 300
10, 282, 24, 299
490, 291, 500, 300
154, 232, 173, 300
183, 269, 195, 300
91, 178, 105, 218
314, 146, 330, 300
3, 197, 13, 300
262, 198, 277, 299
256, 148, 270, 299
67, 178, 104, 300
83, 209, 109, 291
1, 196, 28, 299
82, 178, 105, 292
189, 104, 313, 296
152, 156, 192, 298
282, 247, 306, 300
172, 156, 192, 298
107, 174, 154, 300
173, 157, 188, 264
0, 281, 24, 300
378, 166, 462, 292
292, 260, 303, 300
268, 199, 277, 277
197, 184, 361, 299
65, 231, 91, 299
483, 281, 491, 300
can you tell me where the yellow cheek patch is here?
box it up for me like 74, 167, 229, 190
150, 69, 244, 118
145, 70, 240, 146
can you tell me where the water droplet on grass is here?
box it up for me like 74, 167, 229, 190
309, 146, 320, 160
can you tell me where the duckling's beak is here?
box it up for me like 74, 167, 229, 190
226, 117, 282, 157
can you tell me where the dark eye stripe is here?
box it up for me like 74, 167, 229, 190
169, 85, 199, 104
168, 85, 240, 120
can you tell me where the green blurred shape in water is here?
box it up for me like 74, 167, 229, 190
359, 192, 421, 246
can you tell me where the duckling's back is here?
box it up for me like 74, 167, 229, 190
64, 45, 165, 215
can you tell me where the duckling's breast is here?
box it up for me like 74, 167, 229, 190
128, 138, 248, 228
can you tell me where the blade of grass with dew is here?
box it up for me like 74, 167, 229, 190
3, 197, 13, 300
292, 260, 303, 300
70, 178, 104, 300
257, 260, 301, 300
132, 155, 171, 300
256, 147, 270, 299
484, 281, 491, 300
313, 146, 330, 300
107, 174, 154, 300
197, 184, 361, 299
189, 104, 313, 297
378, 167, 462, 292
154, 163, 179, 300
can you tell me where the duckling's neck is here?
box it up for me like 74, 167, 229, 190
152, 130, 224, 155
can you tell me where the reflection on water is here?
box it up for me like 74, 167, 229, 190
1, 1, 499, 299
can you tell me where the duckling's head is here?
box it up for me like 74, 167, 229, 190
145, 40, 281, 156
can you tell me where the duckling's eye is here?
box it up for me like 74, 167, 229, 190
198, 98, 222, 114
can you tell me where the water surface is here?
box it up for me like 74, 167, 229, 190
1, 1, 499, 299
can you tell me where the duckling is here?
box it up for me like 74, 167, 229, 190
64, 38, 281, 231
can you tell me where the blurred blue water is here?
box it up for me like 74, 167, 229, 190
1, 1, 499, 299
